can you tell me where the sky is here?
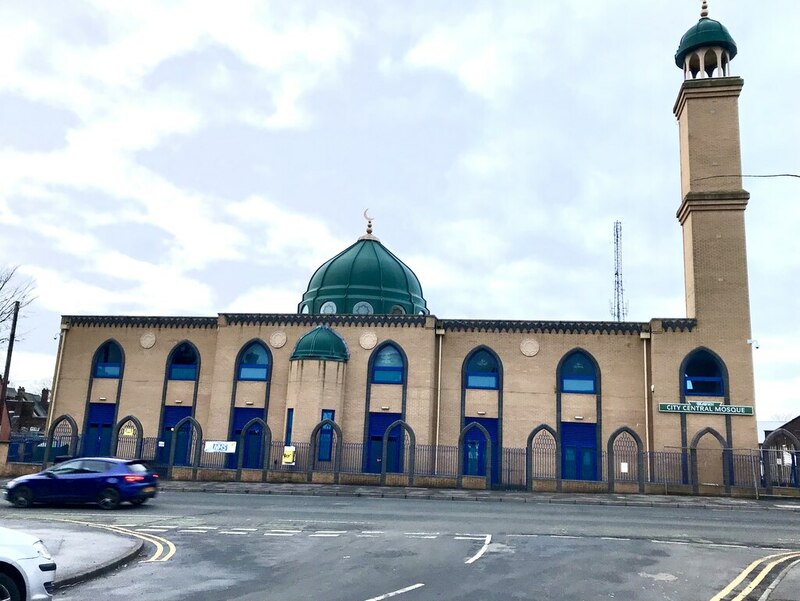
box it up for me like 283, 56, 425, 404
0, 1, 798, 421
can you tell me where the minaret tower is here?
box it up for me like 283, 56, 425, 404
674, 2, 751, 337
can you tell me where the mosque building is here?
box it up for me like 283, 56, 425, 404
40, 4, 760, 493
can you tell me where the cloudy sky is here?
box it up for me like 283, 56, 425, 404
1, 1, 797, 420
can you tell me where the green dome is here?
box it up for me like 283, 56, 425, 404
291, 325, 349, 362
299, 235, 428, 316
675, 17, 737, 68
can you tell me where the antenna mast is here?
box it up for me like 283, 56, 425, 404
610, 220, 628, 321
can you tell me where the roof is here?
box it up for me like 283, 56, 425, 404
675, 17, 738, 67
290, 325, 350, 362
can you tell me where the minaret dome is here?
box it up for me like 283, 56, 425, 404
675, 1, 737, 80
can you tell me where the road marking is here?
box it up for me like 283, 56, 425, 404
136, 528, 170, 533
315, 530, 347, 534
707, 543, 746, 549
230, 528, 258, 531
407, 535, 437, 539
651, 540, 690, 545
310, 533, 341, 537
178, 529, 207, 533
710, 551, 800, 601
220, 531, 249, 535
362, 531, 384, 534
357, 535, 377, 538
601, 537, 630, 541
45, 518, 176, 562
404, 532, 440, 536
465, 535, 492, 565
270, 529, 301, 534
550, 535, 580, 539
730, 552, 800, 601
183, 526, 217, 530
364, 583, 425, 601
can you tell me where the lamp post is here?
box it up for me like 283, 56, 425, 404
0, 300, 20, 440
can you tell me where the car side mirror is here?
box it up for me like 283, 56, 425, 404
45, 471, 57, 479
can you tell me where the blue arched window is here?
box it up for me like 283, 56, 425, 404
237, 342, 270, 381
560, 351, 596, 394
93, 341, 122, 378
465, 349, 499, 390
684, 350, 724, 396
371, 344, 404, 384
168, 343, 198, 381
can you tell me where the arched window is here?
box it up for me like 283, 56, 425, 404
94, 341, 122, 378
465, 349, 499, 390
684, 350, 724, 396
237, 342, 270, 381
168, 343, 198, 381
371, 344, 404, 384
560, 351, 596, 394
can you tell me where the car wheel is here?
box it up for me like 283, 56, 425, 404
130, 497, 147, 506
0, 572, 22, 601
9, 486, 33, 509
98, 487, 121, 510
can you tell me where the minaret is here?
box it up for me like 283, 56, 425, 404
673, 1, 751, 339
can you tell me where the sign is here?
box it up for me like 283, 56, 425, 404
620, 462, 629, 474
282, 445, 296, 466
122, 426, 135, 437
658, 402, 753, 416
204, 441, 237, 453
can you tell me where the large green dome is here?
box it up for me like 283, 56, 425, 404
299, 233, 428, 316
675, 17, 737, 68
291, 325, 349, 362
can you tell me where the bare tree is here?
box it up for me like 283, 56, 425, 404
0, 265, 35, 347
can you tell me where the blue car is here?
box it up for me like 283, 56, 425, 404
4, 457, 159, 510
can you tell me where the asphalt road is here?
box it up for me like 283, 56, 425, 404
7, 491, 800, 600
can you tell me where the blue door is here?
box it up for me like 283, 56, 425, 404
84, 403, 116, 457
228, 408, 265, 469
561, 422, 598, 481
364, 412, 402, 473
462, 417, 499, 486
159, 406, 192, 465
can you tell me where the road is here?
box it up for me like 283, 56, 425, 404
4, 491, 800, 600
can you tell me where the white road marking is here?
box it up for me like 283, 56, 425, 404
183, 526, 217, 530
404, 532, 440, 536
264, 533, 296, 537
601, 537, 630, 541
231, 528, 258, 531
550, 535, 580, 539
651, 540, 690, 545
178, 529, 207, 533
220, 531, 250, 535
314, 530, 347, 534
455, 536, 486, 541
357, 535, 377, 538
362, 531, 384, 534
136, 528, 170, 533
310, 533, 341, 537
270, 529, 301, 534
407, 535, 437, 539
465, 535, 492, 565
364, 583, 425, 601
708, 543, 747, 549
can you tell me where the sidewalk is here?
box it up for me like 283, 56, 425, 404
3, 519, 142, 588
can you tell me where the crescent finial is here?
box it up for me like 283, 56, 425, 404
363, 209, 374, 235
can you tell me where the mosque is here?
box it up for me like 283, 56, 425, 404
42, 4, 760, 493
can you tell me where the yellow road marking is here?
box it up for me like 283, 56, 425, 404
730, 552, 800, 601
710, 550, 800, 601
45, 517, 177, 562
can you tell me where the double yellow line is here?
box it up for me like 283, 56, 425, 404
711, 550, 800, 601
51, 518, 177, 562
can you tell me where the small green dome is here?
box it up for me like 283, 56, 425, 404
299, 234, 428, 316
291, 325, 349, 362
675, 17, 737, 68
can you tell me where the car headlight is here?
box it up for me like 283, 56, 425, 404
33, 540, 53, 561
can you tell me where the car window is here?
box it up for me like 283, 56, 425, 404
50, 460, 81, 474
80, 460, 111, 473
127, 463, 148, 473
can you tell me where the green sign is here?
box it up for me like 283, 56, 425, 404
658, 402, 753, 416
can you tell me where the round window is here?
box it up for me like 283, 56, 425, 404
390, 305, 406, 315
353, 301, 374, 315
320, 301, 337, 314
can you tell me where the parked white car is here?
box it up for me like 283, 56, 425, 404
0, 526, 56, 601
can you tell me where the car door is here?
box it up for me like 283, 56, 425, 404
43, 459, 84, 501
68, 459, 113, 502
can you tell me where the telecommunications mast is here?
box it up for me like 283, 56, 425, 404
610, 220, 628, 322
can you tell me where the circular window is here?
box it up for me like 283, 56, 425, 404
353, 301, 374, 315
301, 304, 310, 314
390, 305, 406, 315
320, 301, 337, 314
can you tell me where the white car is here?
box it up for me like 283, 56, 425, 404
0, 526, 56, 601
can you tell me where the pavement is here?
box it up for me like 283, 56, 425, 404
3, 480, 799, 598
